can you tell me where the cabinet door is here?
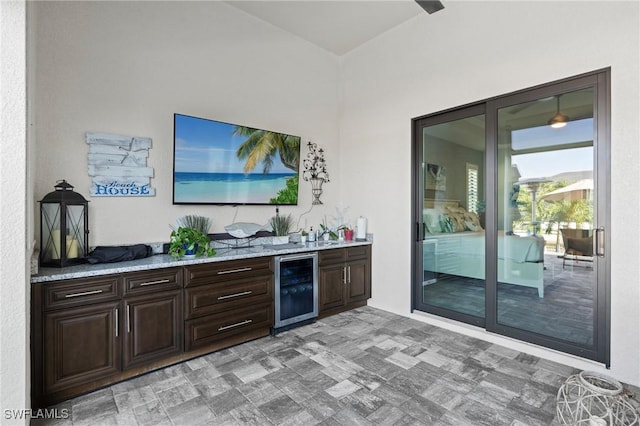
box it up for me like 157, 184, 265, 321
346, 258, 371, 304
318, 263, 346, 312
44, 301, 120, 394
123, 291, 182, 369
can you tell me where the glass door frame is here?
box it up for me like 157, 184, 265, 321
411, 68, 611, 365
412, 103, 487, 328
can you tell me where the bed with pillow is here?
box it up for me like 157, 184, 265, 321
423, 200, 545, 298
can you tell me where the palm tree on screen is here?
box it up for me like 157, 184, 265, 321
234, 127, 300, 174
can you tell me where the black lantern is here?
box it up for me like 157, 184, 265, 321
39, 180, 89, 267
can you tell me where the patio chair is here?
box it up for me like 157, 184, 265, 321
560, 228, 594, 269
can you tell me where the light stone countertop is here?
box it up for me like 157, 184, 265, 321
31, 240, 372, 283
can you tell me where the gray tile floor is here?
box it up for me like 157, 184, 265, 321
34, 306, 635, 425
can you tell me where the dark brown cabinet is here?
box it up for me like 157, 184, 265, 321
318, 246, 371, 317
33, 275, 122, 406
121, 269, 183, 369
32, 268, 182, 407
43, 301, 121, 395
31, 245, 369, 408
184, 257, 274, 351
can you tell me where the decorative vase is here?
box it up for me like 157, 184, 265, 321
272, 236, 289, 245
310, 177, 324, 205
344, 229, 354, 241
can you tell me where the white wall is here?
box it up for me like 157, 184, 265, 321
0, 0, 29, 422
33, 1, 342, 246
340, 1, 640, 386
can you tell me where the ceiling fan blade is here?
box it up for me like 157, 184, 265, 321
415, 1, 445, 14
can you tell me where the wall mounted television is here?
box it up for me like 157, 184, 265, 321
173, 113, 301, 205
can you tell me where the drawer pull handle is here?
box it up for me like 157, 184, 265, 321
217, 267, 252, 275
218, 319, 252, 331
64, 289, 103, 298
139, 279, 170, 286
115, 308, 119, 337
218, 291, 252, 300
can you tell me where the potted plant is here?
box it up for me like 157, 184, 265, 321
168, 227, 215, 259
319, 219, 338, 241
269, 212, 294, 245
340, 225, 354, 241
169, 215, 215, 259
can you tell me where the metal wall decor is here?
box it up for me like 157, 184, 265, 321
302, 141, 330, 205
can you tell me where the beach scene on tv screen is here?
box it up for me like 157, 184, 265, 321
174, 114, 301, 205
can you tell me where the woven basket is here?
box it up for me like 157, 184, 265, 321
556, 371, 638, 425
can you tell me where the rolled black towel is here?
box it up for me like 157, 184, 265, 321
87, 244, 153, 264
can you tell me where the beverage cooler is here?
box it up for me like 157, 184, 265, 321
272, 253, 318, 334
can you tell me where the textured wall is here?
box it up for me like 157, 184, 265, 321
340, 1, 640, 386
0, 0, 29, 422
33, 1, 341, 246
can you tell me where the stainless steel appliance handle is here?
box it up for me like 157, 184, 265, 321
595, 227, 605, 257
279, 254, 316, 262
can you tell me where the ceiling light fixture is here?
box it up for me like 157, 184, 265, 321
415, 1, 445, 14
548, 95, 569, 129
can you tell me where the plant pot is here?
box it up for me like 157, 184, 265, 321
344, 229, 354, 241
184, 243, 198, 258
272, 236, 289, 245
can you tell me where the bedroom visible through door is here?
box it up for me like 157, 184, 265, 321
412, 69, 610, 365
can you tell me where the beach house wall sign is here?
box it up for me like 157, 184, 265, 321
86, 132, 156, 197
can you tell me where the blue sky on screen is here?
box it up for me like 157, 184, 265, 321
174, 114, 292, 174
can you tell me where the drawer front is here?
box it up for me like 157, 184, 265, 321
123, 268, 182, 295
347, 245, 370, 261
184, 257, 272, 287
44, 276, 120, 311
318, 248, 346, 265
184, 301, 273, 351
184, 276, 273, 320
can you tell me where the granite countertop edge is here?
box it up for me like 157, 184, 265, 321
31, 240, 372, 284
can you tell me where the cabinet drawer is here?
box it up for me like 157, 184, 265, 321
184, 301, 273, 351
184, 276, 273, 320
123, 268, 182, 295
44, 276, 120, 311
184, 257, 272, 287
347, 245, 370, 261
318, 248, 346, 265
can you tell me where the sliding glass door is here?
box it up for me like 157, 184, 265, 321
412, 70, 610, 364
415, 106, 487, 326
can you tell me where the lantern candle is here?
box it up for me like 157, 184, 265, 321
66, 238, 78, 258
50, 230, 61, 260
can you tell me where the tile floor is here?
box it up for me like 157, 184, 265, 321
34, 306, 636, 425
